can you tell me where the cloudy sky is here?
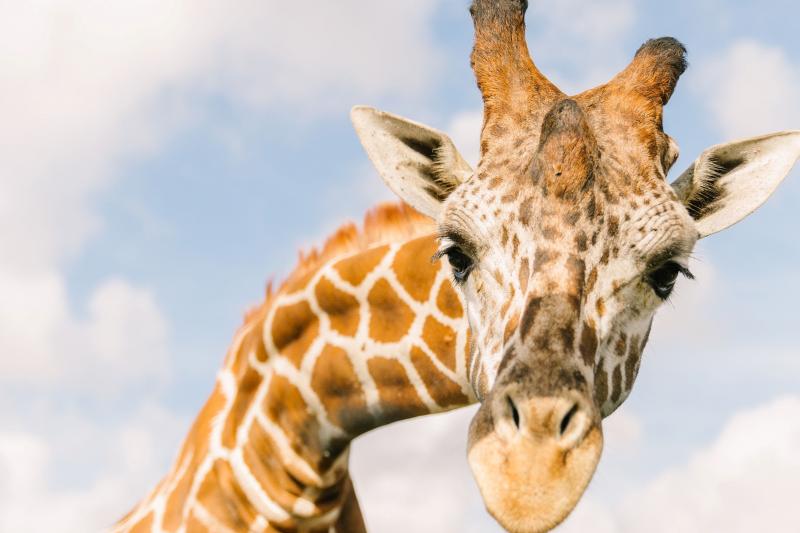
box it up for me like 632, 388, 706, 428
1, 1, 799, 531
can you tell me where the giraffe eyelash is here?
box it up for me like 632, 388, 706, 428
432, 238, 455, 263
436, 225, 479, 254
433, 240, 476, 285
675, 263, 695, 280
646, 259, 695, 301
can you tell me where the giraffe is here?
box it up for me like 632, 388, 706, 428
113, 1, 800, 531
113, 203, 478, 533
351, 1, 800, 532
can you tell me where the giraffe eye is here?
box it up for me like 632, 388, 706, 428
444, 247, 474, 283
647, 261, 693, 300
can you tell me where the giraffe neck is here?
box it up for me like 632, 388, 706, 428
114, 224, 474, 532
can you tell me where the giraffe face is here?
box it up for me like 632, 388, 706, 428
436, 95, 704, 532
354, 4, 800, 529
438, 98, 699, 415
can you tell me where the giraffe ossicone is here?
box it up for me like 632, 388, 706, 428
354, 1, 800, 532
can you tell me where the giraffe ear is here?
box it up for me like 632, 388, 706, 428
351, 106, 473, 219
671, 131, 800, 238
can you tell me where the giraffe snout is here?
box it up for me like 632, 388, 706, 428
466, 383, 603, 533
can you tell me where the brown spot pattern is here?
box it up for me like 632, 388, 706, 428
367, 279, 415, 343
368, 357, 428, 424
607, 215, 620, 236
503, 311, 520, 346
519, 297, 542, 340
595, 365, 609, 406
128, 512, 154, 533
519, 196, 534, 226
196, 460, 255, 531
315, 277, 359, 337
221, 367, 261, 449
163, 386, 228, 531
534, 248, 558, 270
615, 333, 628, 357
595, 297, 606, 317
271, 301, 318, 368
264, 375, 323, 463
243, 422, 302, 510
422, 316, 457, 371
334, 245, 389, 286
436, 282, 463, 319
559, 325, 576, 351
579, 322, 598, 367
610, 364, 623, 404
410, 347, 469, 408
586, 267, 598, 294
625, 337, 642, 387
518, 258, 530, 294
541, 225, 560, 240
311, 344, 369, 434
184, 513, 206, 533
393, 237, 440, 302
576, 231, 588, 251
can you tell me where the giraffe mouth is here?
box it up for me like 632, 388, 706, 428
466, 391, 604, 533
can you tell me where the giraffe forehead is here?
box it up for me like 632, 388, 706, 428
448, 136, 683, 223
473, 94, 672, 178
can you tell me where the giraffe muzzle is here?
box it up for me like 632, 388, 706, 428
466, 387, 603, 533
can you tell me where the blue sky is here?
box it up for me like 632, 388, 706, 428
1, 1, 799, 531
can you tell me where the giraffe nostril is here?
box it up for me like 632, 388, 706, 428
559, 403, 579, 438
555, 400, 592, 449
507, 395, 520, 430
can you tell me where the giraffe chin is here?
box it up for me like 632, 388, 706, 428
467, 422, 603, 533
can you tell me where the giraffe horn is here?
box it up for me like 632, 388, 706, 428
469, 0, 563, 155
609, 37, 688, 106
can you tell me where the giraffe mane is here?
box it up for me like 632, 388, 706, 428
243, 202, 436, 324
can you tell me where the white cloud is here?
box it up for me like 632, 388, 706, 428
602, 409, 643, 454
0, 403, 188, 533
212, 1, 443, 113
556, 498, 620, 533
86, 279, 170, 385
644, 245, 800, 385
0, 1, 444, 272
0, 270, 68, 384
695, 39, 800, 139
1, 2, 203, 271
527, 0, 637, 92
623, 395, 800, 532
0, 273, 168, 390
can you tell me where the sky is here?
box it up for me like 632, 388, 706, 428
1, 1, 799, 531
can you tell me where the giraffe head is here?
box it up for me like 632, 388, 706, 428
353, 2, 800, 531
